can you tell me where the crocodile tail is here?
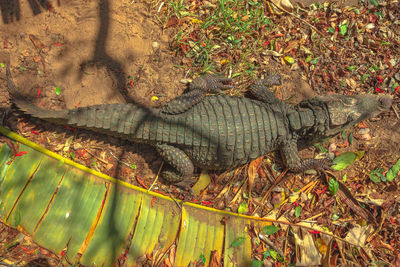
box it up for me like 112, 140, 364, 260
6, 64, 157, 141
6, 65, 68, 122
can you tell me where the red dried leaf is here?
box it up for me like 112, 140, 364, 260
209, 250, 220, 267
15, 151, 27, 157
36, 88, 42, 98
165, 16, 179, 28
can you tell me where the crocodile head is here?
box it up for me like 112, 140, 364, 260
300, 94, 393, 138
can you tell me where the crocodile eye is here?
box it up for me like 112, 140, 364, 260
379, 96, 393, 109
343, 98, 356, 106
347, 112, 358, 122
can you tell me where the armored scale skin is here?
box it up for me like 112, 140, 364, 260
6, 65, 393, 187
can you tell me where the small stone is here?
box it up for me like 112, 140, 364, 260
305, 169, 317, 175
290, 62, 300, 70
359, 133, 372, 141
329, 143, 337, 153
300, 192, 308, 202
180, 78, 191, 84
358, 128, 370, 135
73, 143, 83, 150
270, 192, 282, 206
152, 41, 159, 49
215, 199, 225, 209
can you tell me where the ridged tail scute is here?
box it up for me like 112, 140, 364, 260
6, 65, 68, 123
6, 64, 157, 141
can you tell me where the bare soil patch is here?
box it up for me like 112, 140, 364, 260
0, 0, 399, 266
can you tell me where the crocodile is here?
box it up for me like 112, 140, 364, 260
5, 65, 393, 188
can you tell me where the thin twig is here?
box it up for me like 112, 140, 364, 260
0, 261, 20, 267
148, 162, 164, 192
251, 169, 288, 216
392, 104, 400, 120
82, 147, 109, 165
109, 151, 131, 168
269, 1, 325, 36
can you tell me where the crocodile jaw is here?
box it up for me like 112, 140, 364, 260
321, 94, 392, 137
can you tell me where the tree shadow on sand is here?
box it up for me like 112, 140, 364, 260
0, 0, 62, 24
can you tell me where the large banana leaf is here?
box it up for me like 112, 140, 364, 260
0, 126, 273, 266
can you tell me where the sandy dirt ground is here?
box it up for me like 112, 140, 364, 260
0, 0, 399, 265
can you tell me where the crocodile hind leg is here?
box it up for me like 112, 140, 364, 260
250, 72, 282, 104
155, 143, 195, 189
281, 139, 332, 172
161, 74, 232, 114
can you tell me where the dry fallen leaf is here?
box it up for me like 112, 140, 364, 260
209, 250, 220, 267
344, 224, 374, 247
248, 156, 263, 192
192, 170, 211, 195
271, 0, 294, 12
293, 228, 322, 265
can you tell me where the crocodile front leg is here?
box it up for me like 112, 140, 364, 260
155, 143, 195, 188
161, 74, 232, 114
250, 72, 282, 104
281, 139, 332, 172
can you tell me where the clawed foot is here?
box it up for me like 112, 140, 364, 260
174, 178, 196, 196
192, 74, 233, 94
292, 158, 334, 173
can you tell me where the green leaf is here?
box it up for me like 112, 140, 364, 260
347, 66, 356, 71
295, 205, 301, 218
392, 83, 399, 92
369, 0, 379, 7
284, 56, 295, 64
361, 74, 369, 83
231, 237, 245, 247
348, 133, 353, 145
341, 130, 346, 139
70, 152, 76, 160
0, 63, 4, 68
263, 249, 280, 261
90, 159, 97, 167
332, 152, 357, 170
199, 254, 206, 264
369, 168, 383, 183
369, 64, 378, 71
354, 8, 360, 14
313, 143, 326, 153
375, 11, 383, 19
251, 260, 264, 267
262, 225, 280, 235
238, 201, 248, 214
309, 57, 320, 65
339, 24, 348, 36
305, 55, 312, 63
386, 158, 400, 182
342, 173, 347, 182
130, 164, 136, 170
328, 27, 335, 34
55, 86, 61, 95
328, 178, 339, 195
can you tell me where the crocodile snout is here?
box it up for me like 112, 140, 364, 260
379, 95, 393, 110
